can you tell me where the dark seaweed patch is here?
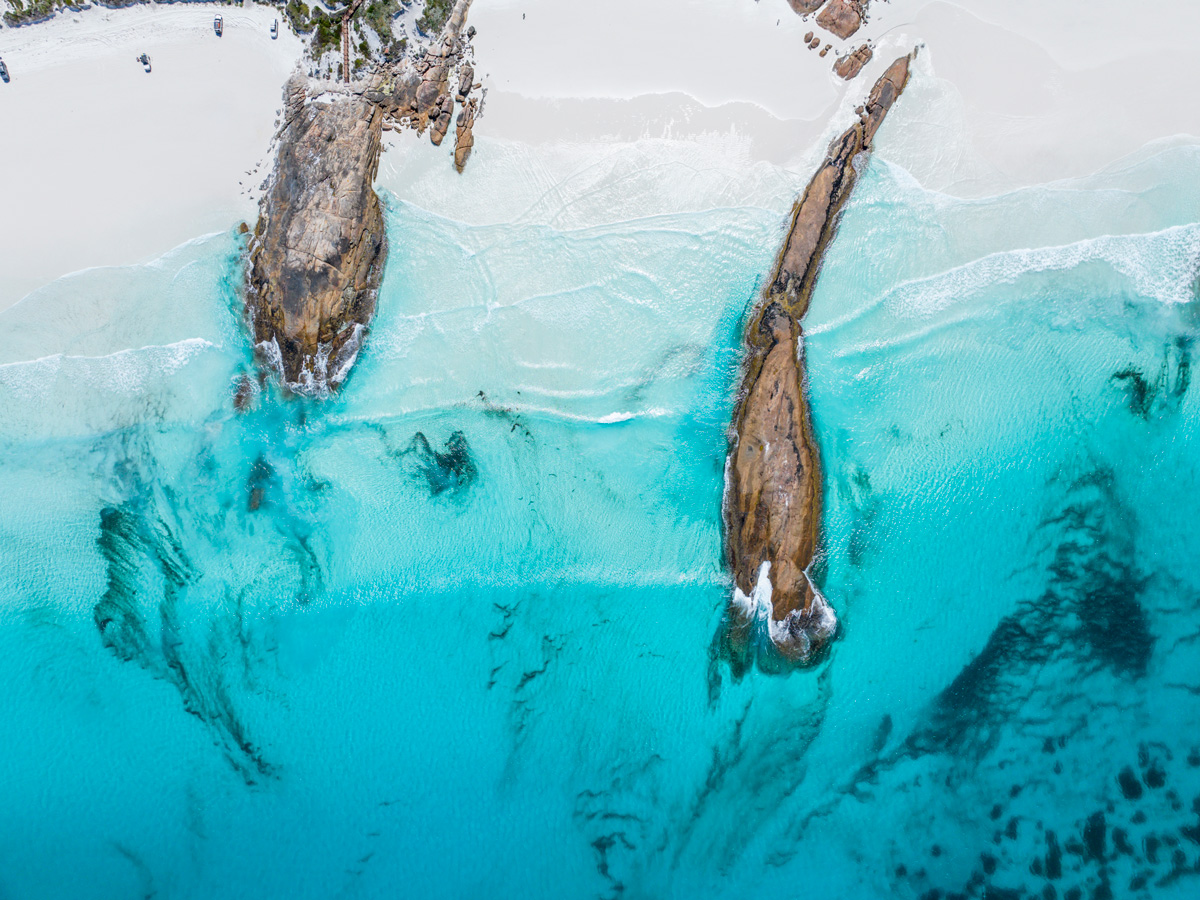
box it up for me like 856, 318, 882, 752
905, 467, 1152, 761
1083, 812, 1106, 862
1111, 368, 1155, 418
93, 497, 272, 784
1110, 336, 1191, 419
1120, 768, 1144, 800
405, 431, 477, 496
373, 422, 479, 498
858, 463, 1195, 900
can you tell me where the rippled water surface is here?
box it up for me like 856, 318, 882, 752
2, 135, 1200, 899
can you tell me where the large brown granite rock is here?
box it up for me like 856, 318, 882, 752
246, 74, 386, 392
788, 0, 827, 13
243, 0, 479, 395
720, 52, 913, 674
816, 0, 866, 39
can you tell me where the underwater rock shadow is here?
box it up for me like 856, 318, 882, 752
768, 462, 1168, 896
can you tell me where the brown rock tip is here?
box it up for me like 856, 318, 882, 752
246, 73, 386, 393
718, 52, 913, 677
834, 43, 873, 80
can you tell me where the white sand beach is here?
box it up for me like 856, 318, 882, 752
467, 0, 1200, 190
5, 0, 1200, 304
0, 3, 301, 306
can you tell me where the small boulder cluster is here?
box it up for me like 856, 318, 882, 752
794, 0, 876, 80
361, 22, 481, 171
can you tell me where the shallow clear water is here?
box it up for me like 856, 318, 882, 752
2, 136, 1200, 900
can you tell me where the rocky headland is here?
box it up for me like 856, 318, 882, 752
246, 75, 386, 391
719, 52, 913, 675
245, 0, 478, 394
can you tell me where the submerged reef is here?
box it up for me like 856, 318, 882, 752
719, 53, 913, 674
246, 0, 477, 395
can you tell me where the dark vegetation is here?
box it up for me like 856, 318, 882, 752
3, 0, 74, 26
416, 0, 450, 35
309, 8, 342, 56
6, 0, 411, 66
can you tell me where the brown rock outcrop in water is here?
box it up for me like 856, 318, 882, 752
247, 74, 386, 391
246, 0, 478, 393
720, 52, 913, 675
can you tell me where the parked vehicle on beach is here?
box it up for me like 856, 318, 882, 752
0, 58, 9, 84
214, 15, 223, 37
137, 53, 151, 73
271, 19, 278, 39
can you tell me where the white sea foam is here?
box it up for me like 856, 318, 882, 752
730, 561, 838, 663
730, 561, 773, 621
882, 224, 1200, 318
806, 222, 1200, 342
330, 324, 367, 387
0, 337, 214, 388
257, 337, 286, 384
769, 572, 838, 658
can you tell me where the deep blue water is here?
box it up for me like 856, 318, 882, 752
2, 139, 1200, 899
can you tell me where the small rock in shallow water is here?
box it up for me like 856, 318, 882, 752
1045, 831, 1063, 878
1144, 835, 1160, 863
1120, 768, 1144, 798
1083, 812, 1106, 862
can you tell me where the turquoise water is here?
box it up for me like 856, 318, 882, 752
2, 138, 1200, 899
